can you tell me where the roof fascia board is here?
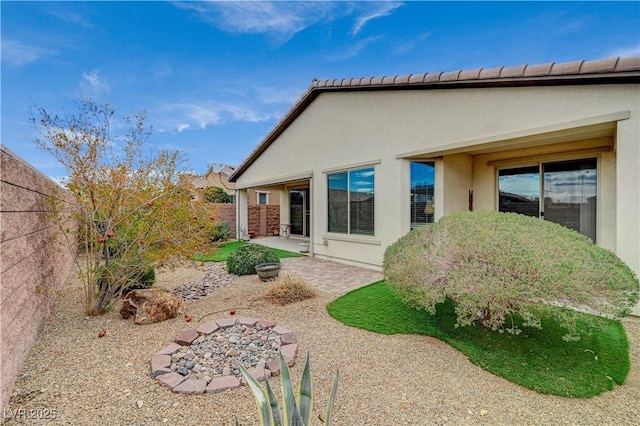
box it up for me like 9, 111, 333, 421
235, 171, 313, 189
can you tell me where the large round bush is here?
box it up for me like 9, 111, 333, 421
227, 244, 279, 276
384, 211, 639, 340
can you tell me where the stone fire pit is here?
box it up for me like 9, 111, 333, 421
151, 317, 297, 394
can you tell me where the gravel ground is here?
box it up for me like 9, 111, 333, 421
4, 265, 640, 426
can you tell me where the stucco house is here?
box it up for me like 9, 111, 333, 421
229, 56, 640, 314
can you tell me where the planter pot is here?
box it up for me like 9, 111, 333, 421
255, 263, 281, 282
299, 241, 310, 253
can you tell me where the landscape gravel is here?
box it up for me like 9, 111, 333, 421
4, 263, 640, 425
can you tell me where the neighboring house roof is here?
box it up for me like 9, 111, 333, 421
229, 56, 640, 182
207, 163, 236, 178
190, 176, 217, 189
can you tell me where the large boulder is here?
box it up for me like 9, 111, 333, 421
121, 289, 185, 325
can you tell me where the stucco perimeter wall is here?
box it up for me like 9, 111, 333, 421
0, 146, 78, 410
235, 84, 640, 286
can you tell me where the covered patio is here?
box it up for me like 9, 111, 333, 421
250, 235, 309, 254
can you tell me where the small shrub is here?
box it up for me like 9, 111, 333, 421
227, 244, 279, 276
384, 211, 639, 341
209, 222, 232, 243
264, 275, 317, 305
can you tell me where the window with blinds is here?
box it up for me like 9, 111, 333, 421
327, 167, 375, 236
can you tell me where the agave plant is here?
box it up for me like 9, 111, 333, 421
237, 351, 339, 426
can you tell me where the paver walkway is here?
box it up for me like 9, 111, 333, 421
279, 257, 383, 295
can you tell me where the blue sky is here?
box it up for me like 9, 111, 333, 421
2, 1, 639, 181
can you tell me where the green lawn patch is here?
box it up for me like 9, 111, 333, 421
327, 281, 630, 398
194, 241, 305, 262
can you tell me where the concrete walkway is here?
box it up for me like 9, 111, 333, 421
279, 257, 383, 295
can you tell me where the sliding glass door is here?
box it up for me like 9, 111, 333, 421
289, 188, 309, 237
499, 158, 597, 240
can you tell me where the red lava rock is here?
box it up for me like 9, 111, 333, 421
230, 309, 236, 315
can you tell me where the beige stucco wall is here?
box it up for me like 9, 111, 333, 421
246, 186, 281, 206
235, 84, 640, 311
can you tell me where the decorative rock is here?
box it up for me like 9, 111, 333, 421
238, 317, 259, 326
156, 343, 183, 356
267, 358, 281, 376
175, 329, 198, 345
206, 376, 241, 393
280, 333, 297, 345
281, 343, 297, 365
172, 263, 233, 302
153, 318, 298, 394
257, 320, 276, 329
272, 325, 291, 335
247, 367, 270, 382
196, 320, 220, 335
151, 354, 171, 373
121, 289, 185, 325
216, 318, 236, 328
152, 368, 172, 379
172, 379, 207, 394
156, 372, 187, 389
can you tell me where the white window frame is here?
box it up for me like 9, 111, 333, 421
256, 191, 270, 205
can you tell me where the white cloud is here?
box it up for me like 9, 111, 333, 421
174, 1, 336, 45
1, 39, 57, 66
174, 1, 403, 46
157, 101, 273, 132
80, 69, 110, 94
392, 31, 432, 56
47, 7, 94, 28
326, 36, 384, 61
350, 2, 404, 36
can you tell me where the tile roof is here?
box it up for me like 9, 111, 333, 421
229, 56, 640, 182
311, 56, 639, 89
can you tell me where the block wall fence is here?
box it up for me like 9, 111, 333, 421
206, 203, 280, 237
0, 146, 77, 410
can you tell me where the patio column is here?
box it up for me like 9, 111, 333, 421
236, 188, 249, 240
616, 117, 640, 316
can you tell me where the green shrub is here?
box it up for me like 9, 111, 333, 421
209, 222, 232, 243
227, 244, 279, 276
204, 186, 231, 203
384, 211, 639, 341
